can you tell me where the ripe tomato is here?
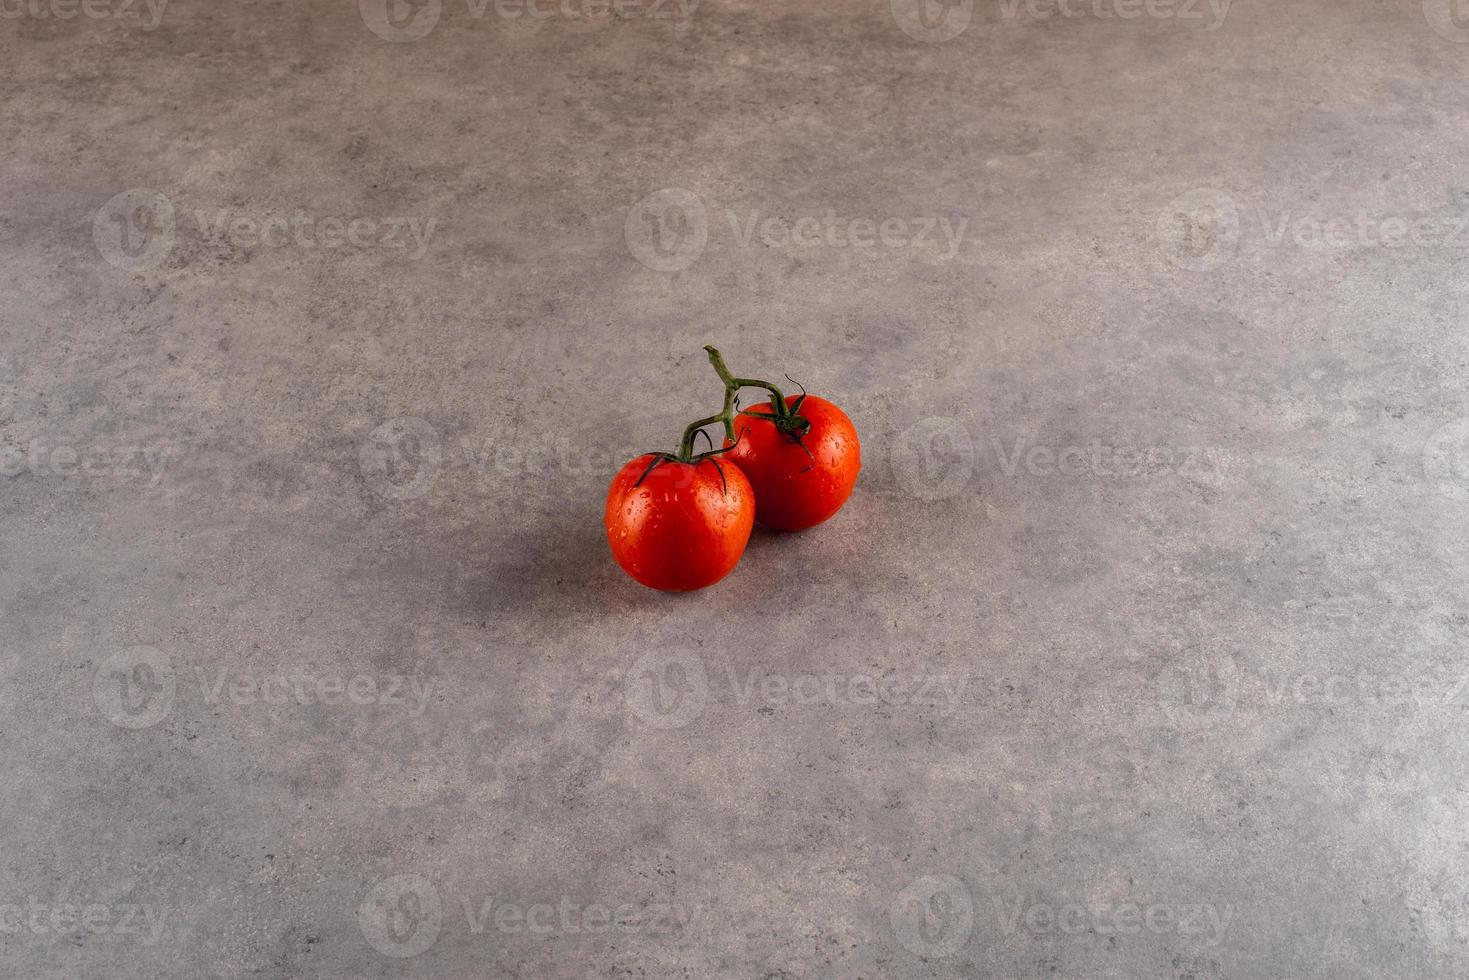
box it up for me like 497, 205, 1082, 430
726, 394, 860, 531
605, 454, 755, 591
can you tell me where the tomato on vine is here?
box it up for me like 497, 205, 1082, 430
605, 408, 755, 591
605, 347, 860, 590
703, 346, 860, 532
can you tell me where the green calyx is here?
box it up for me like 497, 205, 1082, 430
632, 391, 740, 493
702, 345, 811, 441
634, 346, 814, 494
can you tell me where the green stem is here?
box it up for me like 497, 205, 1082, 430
704, 345, 790, 420
677, 412, 727, 462
665, 347, 809, 466
717, 381, 737, 442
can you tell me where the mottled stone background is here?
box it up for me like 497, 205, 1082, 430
4, 0, 1469, 975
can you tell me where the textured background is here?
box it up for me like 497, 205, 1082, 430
5, 0, 1469, 975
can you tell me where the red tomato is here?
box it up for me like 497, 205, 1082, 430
605, 454, 755, 591
726, 394, 860, 531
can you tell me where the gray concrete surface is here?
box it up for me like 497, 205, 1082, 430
5, 0, 1469, 975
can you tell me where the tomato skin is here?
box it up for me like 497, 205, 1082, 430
726, 394, 860, 531
605, 454, 755, 591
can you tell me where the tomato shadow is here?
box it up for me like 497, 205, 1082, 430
448, 500, 830, 627
449, 506, 689, 632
